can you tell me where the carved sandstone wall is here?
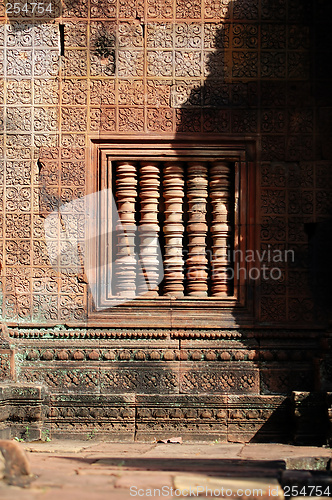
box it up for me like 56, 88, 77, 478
0, 0, 331, 325
0, 0, 332, 442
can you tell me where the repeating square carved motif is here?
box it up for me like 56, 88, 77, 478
233, 0, 259, 20
119, 0, 144, 18
6, 49, 33, 76
118, 50, 144, 77
147, 80, 171, 106
34, 50, 60, 77
61, 108, 87, 132
261, 51, 286, 79
232, 51, 258, 78
0, 0, 330, 333
62, 80, 88, 106
203, 109, 230, 132
119, 107, 144, 131
89, 108, 115, 132
118, 80, 143, 105
261, 190, 286, 215
61, 134, 86, 148
6, 161, 31, 185
62, 0, 88, 18
147, 23, 173, 48
147, 50, 173, 77
261, 24, 286, 49
34, 108, 58, 132
147, 0, 173, 18
261, 110, 286, 134
175, 24, 202, 49
90, 80, 115, 105
147, 107, 173, 130
90, 53, 115, 76
34, 24, 59, 47
171, 80, 202, 107
204, 50, 230, 78
176, 108, 201, 132
6, 108, 31, 132
261, 0, 286, 20
34, 79, 59, 105
232, 24, 258, 49
175, 51, 202, 78
204, 0, 230, 19
204, 23, 229, 49
64, 50, 88, 77
176, 0, 202, 19
90, 0, 116, 18
118, 23, 143, 48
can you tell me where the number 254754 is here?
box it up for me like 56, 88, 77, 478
6, 3, 53, 14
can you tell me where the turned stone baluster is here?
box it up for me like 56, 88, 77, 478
209, 162, 231, 297
115, 161, 137, 297
138, 162, 160, 296
163, 162, 184, 298
186, 162, 208, 296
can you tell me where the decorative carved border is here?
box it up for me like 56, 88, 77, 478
7, 326, 326, 339
14, 346, 318, 364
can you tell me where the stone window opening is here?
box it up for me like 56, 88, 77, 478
109, 159, 235, 299
87, 137, 255, 327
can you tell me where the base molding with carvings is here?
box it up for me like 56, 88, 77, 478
0, 326, 330, 443
0, 386, 331, 445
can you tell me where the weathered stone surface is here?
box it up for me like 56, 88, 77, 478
0, 440, 31, 484
173, 475, 284, 500
0, 441, 331, 500
240, 443, 332, 462
114, 471, 173, 494
285, 457, 331, 471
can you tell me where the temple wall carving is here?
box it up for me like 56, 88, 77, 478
0, 0, 332, 442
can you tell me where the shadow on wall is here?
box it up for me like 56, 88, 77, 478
175, 0, 332, 327
172, 0, 332, 443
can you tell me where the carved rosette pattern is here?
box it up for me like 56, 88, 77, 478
186, 162, 208, 296
138, 162, 160, 296
1, 2, 329, 336
209, 162, 231, 297
163, 163, 185, 297
115, 162, 137, 297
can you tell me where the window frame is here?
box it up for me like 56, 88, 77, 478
87, 135, 258, 328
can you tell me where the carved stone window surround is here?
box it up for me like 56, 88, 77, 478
87, 135, 258, 329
